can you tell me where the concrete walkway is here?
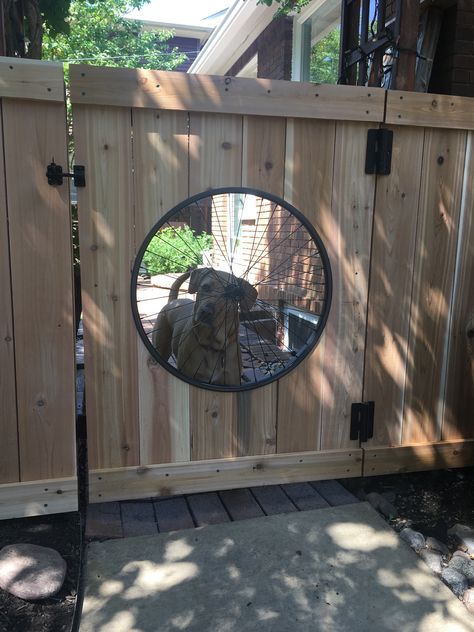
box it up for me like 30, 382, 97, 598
81, 502, 474, 632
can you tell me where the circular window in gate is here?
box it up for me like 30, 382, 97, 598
131, 188, 332, 392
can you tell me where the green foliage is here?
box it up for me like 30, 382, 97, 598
42, 0, 187, 70
256, 0, 311, 16
143, 227, 213, 275
40, 0, 71, 37
310, 27, 340, 85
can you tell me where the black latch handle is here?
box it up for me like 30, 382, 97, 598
46, 161, 86, 187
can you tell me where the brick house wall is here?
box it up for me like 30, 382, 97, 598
430, 0, 474, 97
226, 16, 293, 80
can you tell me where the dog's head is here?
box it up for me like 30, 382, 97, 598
189, 268, 258, 330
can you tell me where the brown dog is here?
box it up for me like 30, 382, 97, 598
152, 268, 257, 385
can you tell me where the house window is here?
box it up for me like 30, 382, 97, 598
283, 306, 319, 351
292, 0, 340, 83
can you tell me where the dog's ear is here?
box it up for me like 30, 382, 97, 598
188, 268, 211, 294
239, 279, 258, 312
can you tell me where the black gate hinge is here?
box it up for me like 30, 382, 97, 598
365, 129, 393, 176
350, 401, 375, 443
46, 161, 86, 187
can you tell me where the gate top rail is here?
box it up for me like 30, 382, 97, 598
0, 57, 64, 103
69, 64, 385, 122
386, 90, 474, 131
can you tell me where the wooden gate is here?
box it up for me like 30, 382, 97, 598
0, 59, 77, 518
69, 68, 474, 503
70, 66, 387, 501
363, 94, 474, 474
1, 60, 473, 519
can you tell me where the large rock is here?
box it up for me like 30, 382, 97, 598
448, 524, 474, 555
400, 527, 426, 552
0, 543, 66, 600
449, 554, 474, 585
425, 536, 449, 556
365, 492, 398, 519
464, 588, 474, 614
441, 567, 469, 599
419, 548, 443, 575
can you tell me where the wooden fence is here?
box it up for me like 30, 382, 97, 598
0, 59, 77, 518
1, 59, 474, 517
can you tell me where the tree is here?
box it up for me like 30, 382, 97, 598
42, 0, 186, 70
2, 0, 71, 58
310, 27, 340, 84
2, 0, 186, 71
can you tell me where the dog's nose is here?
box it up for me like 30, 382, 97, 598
201, 304, 214, 316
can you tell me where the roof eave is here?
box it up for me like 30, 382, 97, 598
188, 0, 275, 75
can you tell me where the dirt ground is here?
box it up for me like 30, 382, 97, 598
0, 512, 82, 632
342, 466, 474, 540
0, 467, 473, 631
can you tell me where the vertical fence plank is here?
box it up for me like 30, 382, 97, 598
132, 109, 191, 464
278, 119, 335, 453
0, 103, 19, 483
75, 105, 139, 469
320, 121, 376, 450
3, 99, 75, 480
442, 132, 474, 441
235, 116, 286, 456
402, 128, 466, 444
189, 113, 243, 460
364, 126, 424, 446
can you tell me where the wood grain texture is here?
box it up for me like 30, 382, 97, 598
235, 116, 286, 456
0, 103, 19, 483
0, 477, 77, 519
0, 57, 64, 102
364, 440, 474, 476
89, 448, 363, 503
364, 126, 425, 447
70, 64, 385, 122
402, 129, 467, 444
319, 122, 377, 450
189, 113, 243, 460
74, 105, 139, 469
132, 109, 191, 464
3, 99, 76, 481
386, 91, 474, 130
278, 119, 335, 453
443, 132, 474, 440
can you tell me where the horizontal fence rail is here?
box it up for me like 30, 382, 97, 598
0, 58, 474, 517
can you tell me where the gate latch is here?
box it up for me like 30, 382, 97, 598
350, 401, 375, 443
46, 161, 86, 187
365, 129, 393, 175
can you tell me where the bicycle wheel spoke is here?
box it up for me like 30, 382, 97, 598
132, 190, 331, 391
